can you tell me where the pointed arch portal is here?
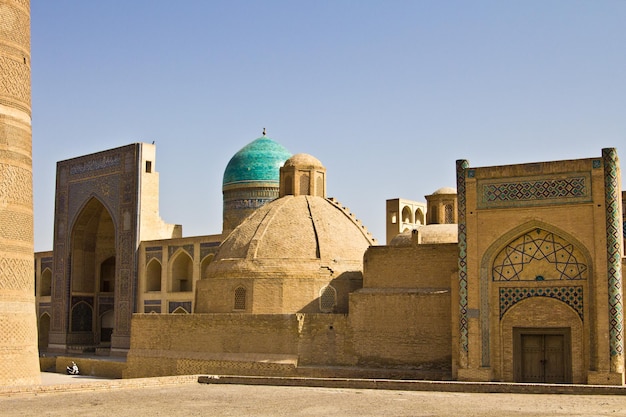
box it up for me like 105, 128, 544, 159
478, 223, 591, 382
69, 197, 117, 347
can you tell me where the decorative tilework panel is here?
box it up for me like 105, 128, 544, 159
200, 242, 220, 261
146, 251, 162, 264
499, 286, 583, 320
477, 172, 592, 209
98, 296, 114, 317
492, 228, 588, 281
169, 301, 191, 314
70, 154, 120, 176
168, 245, 194, 260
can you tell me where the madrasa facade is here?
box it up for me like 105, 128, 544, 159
33, 136, 626, 385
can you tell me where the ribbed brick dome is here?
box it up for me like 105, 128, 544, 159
197, 193, 376, 314
216, 195, 374, 262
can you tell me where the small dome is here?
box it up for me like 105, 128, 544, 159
284, 153, 324, 170
223, 136, 292, 187
389, 230, 414, 247
431, 187, 457, 195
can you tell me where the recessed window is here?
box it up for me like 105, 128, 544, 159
444, 204, 454, 224
145, 161, 152, 173
234, 287, 246, 310
319, 285, 337, 313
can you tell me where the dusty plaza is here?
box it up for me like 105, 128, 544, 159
2, 374, 626, 417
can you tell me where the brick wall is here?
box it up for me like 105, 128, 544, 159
363, 244, 457, 289
125, 309, 451, 378
349, 291, 451, 370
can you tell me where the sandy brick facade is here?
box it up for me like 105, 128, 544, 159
456, 151, 624, 384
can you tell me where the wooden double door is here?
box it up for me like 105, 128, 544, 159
515, 328, 571, 383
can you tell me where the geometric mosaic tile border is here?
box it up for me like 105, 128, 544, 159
603, 148, 624, 359
477, 172, 592, 209
499, 286, 583, 321
456, 159, 469, 355
168, 244, 194, 260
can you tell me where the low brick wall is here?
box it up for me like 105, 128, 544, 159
54, 356, 126, 379
125, 311, 452, 379
39, 357, 56, 372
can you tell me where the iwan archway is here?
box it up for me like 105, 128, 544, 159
68, 197, 117, 350
480, 223, 591, 383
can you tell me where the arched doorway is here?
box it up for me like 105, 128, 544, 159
38, 313, 51, 352
69, 197, 116, 348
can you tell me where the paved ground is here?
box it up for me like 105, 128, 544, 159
39, 372, 115, 385
1, 373, 626, 416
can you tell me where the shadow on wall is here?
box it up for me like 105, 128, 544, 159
296, 272, 364, 314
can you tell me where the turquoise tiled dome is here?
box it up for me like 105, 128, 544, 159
223, 136, 292, 187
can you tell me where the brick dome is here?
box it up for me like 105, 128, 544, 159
196, 194, 376, 314
216, 195, 373, 261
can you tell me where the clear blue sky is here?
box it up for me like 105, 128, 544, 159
31, 1, 626, 251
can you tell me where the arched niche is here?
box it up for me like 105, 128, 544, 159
100, 256, 116, 292
146, 258, 162, 292
38, 312, 51, 350
402, 206, 413, 224
200, 254, 214, 280
70, 197, 116, 294
40, 268, 52, 297
415, 208, 424, 225
100, 310, 114, 343
170, 250, 193, 292
70, 301, 93, 332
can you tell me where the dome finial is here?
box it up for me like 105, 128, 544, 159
262, 127, 266, 137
